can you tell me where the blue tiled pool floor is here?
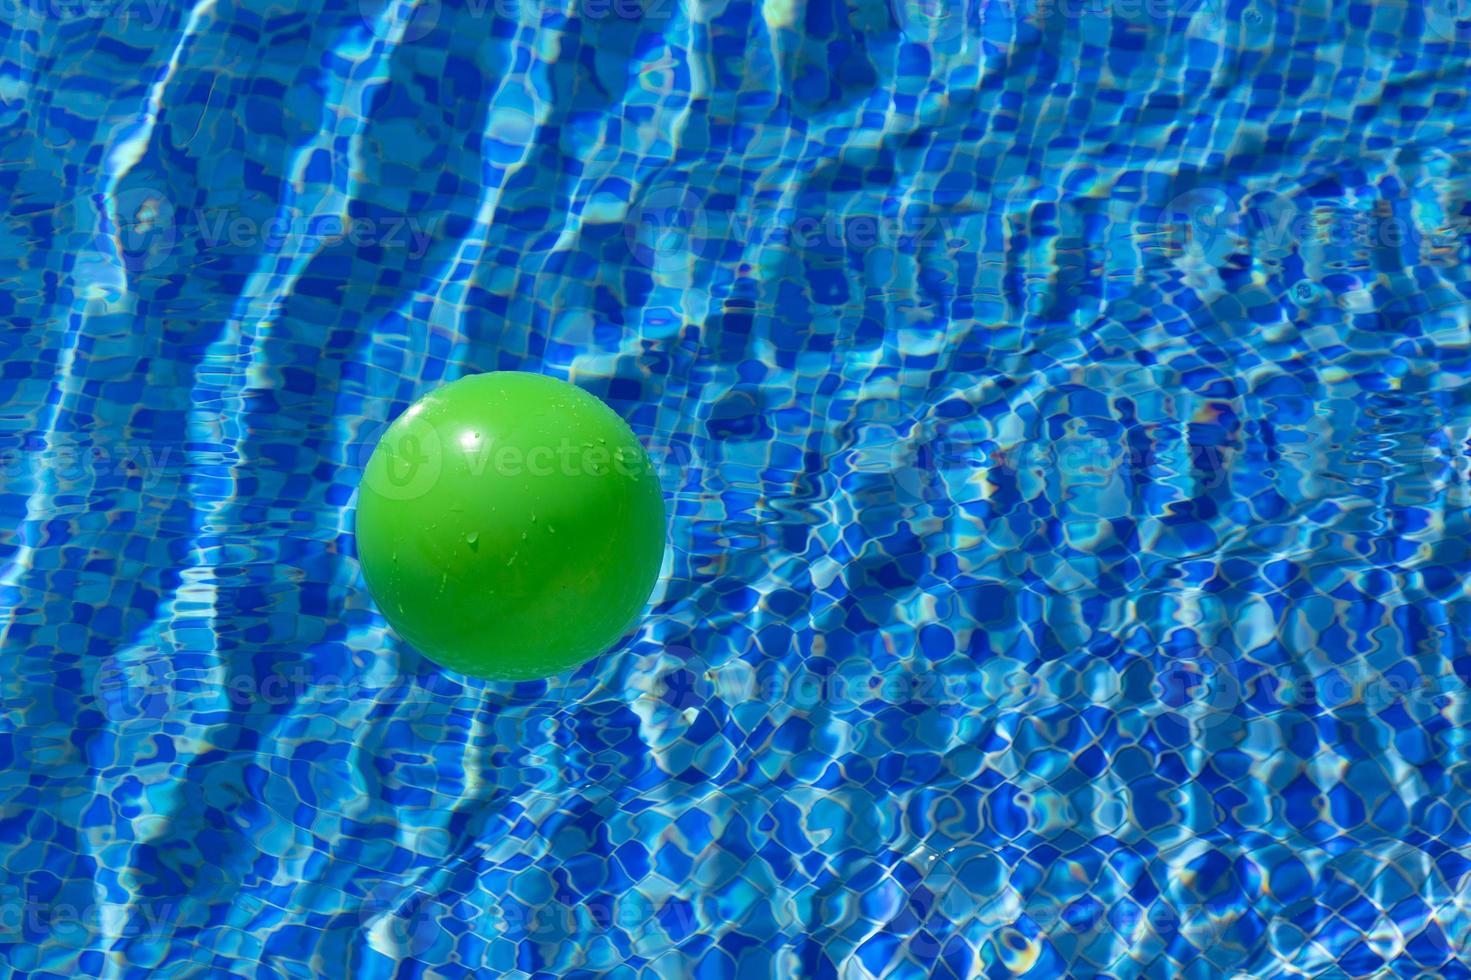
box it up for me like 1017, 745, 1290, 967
3, 0, 1471, 976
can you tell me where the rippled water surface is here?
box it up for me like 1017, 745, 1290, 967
4, 0, 1471, 976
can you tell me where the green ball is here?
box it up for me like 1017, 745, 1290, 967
355, 372, 666, 681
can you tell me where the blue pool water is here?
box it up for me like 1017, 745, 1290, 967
4, 0, 1471, 976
